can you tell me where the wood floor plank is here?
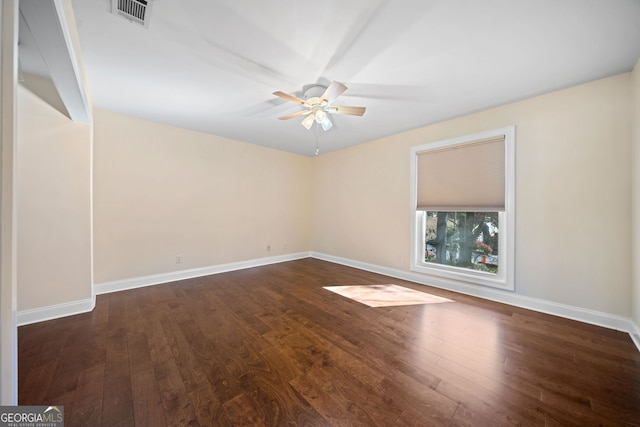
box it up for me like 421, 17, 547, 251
69, 400, 102, 427
131, 369, 166, 427
434, 377, 541, 427
255, 347, 329, 425
142, 317, 173, 365
153, 358, 201, 426
159, 317, 208, 393
101, 327, 134, 426
188, 383, 232, 427
18, 258, 640, 426
222, 393, 267, 427
69, 366, 103, 426
73, 363, 105, 411
18, 360, 57, 405
289, 369, 373, 427
127, 331, 153, 375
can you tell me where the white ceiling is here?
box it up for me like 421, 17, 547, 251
49, 1, 640, 155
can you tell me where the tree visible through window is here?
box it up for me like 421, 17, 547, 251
424, 211, 499, 274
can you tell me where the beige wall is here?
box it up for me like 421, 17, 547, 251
93, 109, 311, 284
312, 73, 632, 317
17, 82, 93, 310
633, 59, 640, 329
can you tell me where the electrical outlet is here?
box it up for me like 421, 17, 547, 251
266, 245, 271, 252
176, 255, 182, 264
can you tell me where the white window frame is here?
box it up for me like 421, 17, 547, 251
409, 126, 515, 291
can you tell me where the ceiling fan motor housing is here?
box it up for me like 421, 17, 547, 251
303, 84, 327, 101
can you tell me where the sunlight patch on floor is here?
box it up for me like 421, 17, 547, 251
323, 284, 453, 307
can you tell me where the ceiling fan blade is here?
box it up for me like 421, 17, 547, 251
327, 105, 366, 116
301, 114, 315, 130
273, 91, 305, 105
321, 81, 348, 104
278, 110, 310, 120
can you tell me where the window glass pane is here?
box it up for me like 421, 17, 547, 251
423, 211, 499, 274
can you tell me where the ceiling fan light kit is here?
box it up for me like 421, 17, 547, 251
273, 81, 366, 132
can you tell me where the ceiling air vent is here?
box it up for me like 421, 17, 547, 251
111, 0, 152, 28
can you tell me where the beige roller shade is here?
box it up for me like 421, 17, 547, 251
416, 136, 505, 211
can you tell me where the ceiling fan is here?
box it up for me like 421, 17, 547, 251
273, 81, 366, 131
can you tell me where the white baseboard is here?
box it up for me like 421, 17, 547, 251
17, 253, 309, 327
630, 321, 640, 352
17, 297, 95, 326
94, 252, 311, 295
19, 251, 640, 354
310, 252, 640, 351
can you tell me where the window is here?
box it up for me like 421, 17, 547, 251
410, 127, 515, 290
423, 211, 499, 273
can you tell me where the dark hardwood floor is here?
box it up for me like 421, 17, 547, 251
18, 258, 640, 426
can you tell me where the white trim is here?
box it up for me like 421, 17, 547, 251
88, 103, 95, 312
409, 126, 516, 291
310, 252, 639, 342
52, 0, 93, 122
94, 252, 310, 295
0, 0, 18, 406
630, 321, 640, 352
17, 297, 94, 326
19, 0, 92, 123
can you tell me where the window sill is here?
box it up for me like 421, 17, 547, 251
410, 263, 514, 291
